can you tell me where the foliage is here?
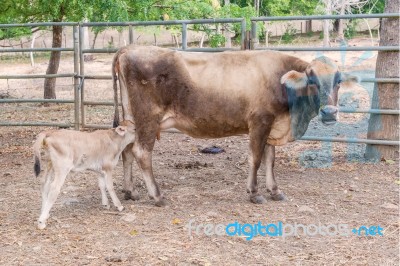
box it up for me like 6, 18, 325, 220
344, 19, 359, 38
209, 33, 226, 47
282, 23, 297, 43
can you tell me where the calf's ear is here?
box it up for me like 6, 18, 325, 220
281, 70, 308, 91
115, 126, 127, 136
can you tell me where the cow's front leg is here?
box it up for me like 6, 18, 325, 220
122, 144, 140, 201
247, 122, 271, 204
132, 143, 165, 207
264, 144, 286, 201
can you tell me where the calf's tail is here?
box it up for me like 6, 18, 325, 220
33, 132, 46, 177
112, 50, 121, 128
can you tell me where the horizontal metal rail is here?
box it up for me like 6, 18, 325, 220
80, 75, 111, 80
0, 47, 73, 53
81, 124, 400, 146
361, 78, 399, 83
340, 108, 400, 114
300, 136, 399, 146
0, 99, 74, 103
251, 13, 400, 21
0, 122, 72, 127
83, 101, 115, 106
254, 46, 399, 52
0, 22, 78, 28
82, 18, 244, 27
0, 73, 76, 79
79, 75, 399, 84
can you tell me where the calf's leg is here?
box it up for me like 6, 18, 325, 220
264, 144, 286, 201
98, 176, 110, 208
122, 144, 140, 201
38, 167, 69, 229
40, 164, 53, 213
103, 170, 124, 211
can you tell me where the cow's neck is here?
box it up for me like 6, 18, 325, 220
289, 94, 319, 139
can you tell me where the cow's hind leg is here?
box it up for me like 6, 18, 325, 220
122, 144, 140, 201
264, 144, 286, 201
247, 120, 272, 204
133, 143, 165, 207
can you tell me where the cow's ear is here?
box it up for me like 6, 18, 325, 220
281, 70, 308, 90
115, 126, 127, 136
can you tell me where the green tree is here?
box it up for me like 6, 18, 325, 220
0, 0, 129, 99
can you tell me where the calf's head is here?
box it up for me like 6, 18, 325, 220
115, 120, 136, 144
281, 56, 359, 125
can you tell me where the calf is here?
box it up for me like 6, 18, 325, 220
33, 120, 135, 229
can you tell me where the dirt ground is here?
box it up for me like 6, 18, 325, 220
0, 38, 399, 265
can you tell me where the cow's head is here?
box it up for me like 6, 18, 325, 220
281, 56, 359, 125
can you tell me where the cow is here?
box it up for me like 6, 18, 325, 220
111, 45, 358, 207
33, 120, 135, 229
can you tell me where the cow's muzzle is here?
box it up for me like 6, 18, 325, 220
319, 105, 338, 125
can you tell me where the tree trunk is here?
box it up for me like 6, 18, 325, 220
365, 0, 399, 160
337, 0, 346, 41
43, 25, 62, 99
323, 0, 332, 47
224, 0, 231, 48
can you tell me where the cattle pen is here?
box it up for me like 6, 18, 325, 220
0, 13, 399, 148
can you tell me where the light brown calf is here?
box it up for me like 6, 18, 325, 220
33, 120, 135, 229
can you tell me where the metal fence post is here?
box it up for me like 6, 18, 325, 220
250, 21, 258, 50
79, 24, 86, 128
241, 19, 246, 50
181, 23, 187, 50
129, 25, 134, 44
73, 26, 80, 130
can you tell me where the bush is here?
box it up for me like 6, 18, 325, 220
344, 20, 358, 39
282, 24, 297, 44
209, 33, 226, 48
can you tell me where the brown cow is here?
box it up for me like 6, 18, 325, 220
112, 46, 358, 206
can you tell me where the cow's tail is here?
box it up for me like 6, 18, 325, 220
112, 50, 121, 128
33, 132, 46, 177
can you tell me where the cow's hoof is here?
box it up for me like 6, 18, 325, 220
37, 221, 46, 230
154, 198, 167, 207
103, 204, 111, 209
250, 195, 267, 204
270, 192, 286, 201
117, 205, 125, 212
125, 191, 140, 201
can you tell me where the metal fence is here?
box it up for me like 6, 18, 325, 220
0, 14, 399, 147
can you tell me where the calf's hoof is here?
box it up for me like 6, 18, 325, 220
124, 191, 140, 201
250, 195, 267, 204
103, 204, 111, 209
117, 205, 125, 212
37, 221, 46, 230
270, 192, 287, 201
